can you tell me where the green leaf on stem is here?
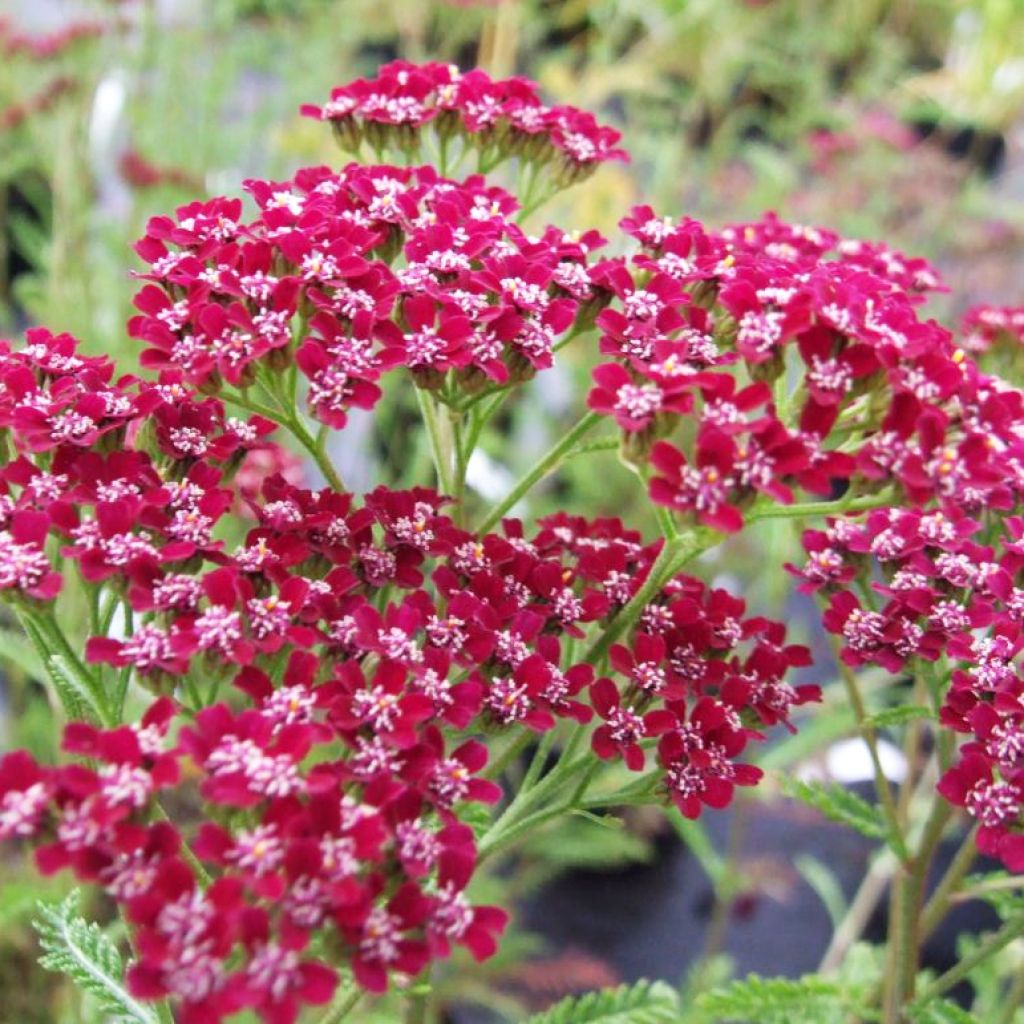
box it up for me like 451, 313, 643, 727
519, 813, 652, 871
862, 706, 932, 730
697, 973, 855, 1023
780, 778, 888, 842
906, 999, 980, 1023
34, 891, 159, 1024
0, 624, 45, 680
523, 979, 679, 1024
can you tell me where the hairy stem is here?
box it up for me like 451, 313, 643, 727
316, 986, 362, 1024
476, 411, 602, 534
920, 824, 979, 940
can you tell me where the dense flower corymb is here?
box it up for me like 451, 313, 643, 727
4, 58, 1023, 1024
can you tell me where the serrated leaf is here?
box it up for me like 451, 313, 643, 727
907, 998, 980, 1023
33, 891, 158, 1024
46, 653, 102, 723
524, 979, 679, 1024
697, 974, 850, 1023
863, 706, 931, 729
781, 778, 888, 841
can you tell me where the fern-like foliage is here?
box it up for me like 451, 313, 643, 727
907, 999, 981, 1023
696, 973, 857, 1023
33, 891, 159, 1024
781, 777, 888, 841
523, 979, 679, 1024
863, 706, 931, 730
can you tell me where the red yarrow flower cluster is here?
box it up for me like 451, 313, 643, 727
795, 502, 1024, 871
961, 303, 1024, 354
586, 204, 1016, 533
130, 163, 609, 423
0, 322, 813, 1021
301, 60, 628, 183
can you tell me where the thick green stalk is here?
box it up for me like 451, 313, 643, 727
884, 869, 921, 1021
416, 388, 456, 496
881, 717, 954, 1018
476, 411, 602, 534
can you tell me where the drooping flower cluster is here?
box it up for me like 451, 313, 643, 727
301, 60, 628, 183
130, 162, 609, 423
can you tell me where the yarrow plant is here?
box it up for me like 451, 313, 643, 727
3, 59, 1024, 1024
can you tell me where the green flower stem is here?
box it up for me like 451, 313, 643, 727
405, 983, 431, 1024
746, 488, 895, 523
913, 910, 1024, 1009
479, 741, 596, 861
521, 728, 559, 790
451, 409, 468, 526
484, 730, 534, 781
153, 801, 212, 888
654, 504, 680, 542
221, 387, 346, 492
667, 810, 727, 890
882, 722, 955, 1019
585, 526, 720, 667
315, 986, 362, 1024
479, 790, 576, 861
476, 411, 603, 534
995, 966, 1024, 1024
819, 847, 899, 974
281, 403, 346, 493
567, 437, 620, 459
580, 771, 661, 809
920, 824, 979, 940
885, 868, 924, 1020
416, 388, 456, 496
826, 638, 909, 865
